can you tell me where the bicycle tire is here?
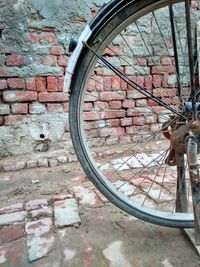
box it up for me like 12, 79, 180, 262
69, 0, 196, 228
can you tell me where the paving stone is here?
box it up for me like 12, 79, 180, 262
25, 199, 48, 211
57, 156, 68, 164
25, 218, 55, 262
0, 211, 27, 226
72, 186, 103, 207
27, 159, 38, 168
49, 159, 58, 167
103, 240, 132, 267
3, 161, 26, 172
52, 194, 73, 202
0, 223, 24, 243
54, 198, 81, 228
0, 203, 23, 215
30, 207, 53, 219
38, 158, 49, 167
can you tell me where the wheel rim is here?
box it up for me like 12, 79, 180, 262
72, 0, 200, 226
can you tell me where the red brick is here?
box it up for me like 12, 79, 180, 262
6, 54, 23, 66
153, 88, 176, 97
11, 103, 28, 114
88, 79, 96, 91
0, 67, 15, 77
26, 77, 36, 91
0, 116, 4, 125
4, 115, 28, 125
3, 91, 37, 102
127, 90, 145, 99
63, 103, 69, 112
86, 129, 99, 138
103, 77, 112, 90
83, 111, 100, 121
50, 45, 65, 55
147, 99, 158, 107
144, 77, 153, 90
151, 66, 175, 74
99, 127, 125, 137
84, 103, 93, 111
120, 118, 133, 126
42, 33, 56, 43
0, 80, 7, 90
120, 79, 128, 90
146, 116, 156, 124
36, 77, 46, 92
111, 76, 121, 90
0, 104, 10, 115
47, 76, 58, 92
94, 101, 108, 111
58, 77, 64, 92
100, 110, 125, 119
43, 55, 57, 66
7, 78, 25, 89
128, 76, 144, 89
136, 99, 147, 107
106, 119, 120, 127
137, 58, 147, 66
0, 223, 24, 243
133, 117, 146, 126
152, 75, 162, 88
104, 45, 123, 56
58, 55, 68, 67
161, 56, 172, 66
29, 32, 40, 43
100, 91, 125, 101
38, 92, 68, 102
123, 99, 135, 109
47, 103, 63, 112
25, 199, 48, 211
109, 101, 122, 110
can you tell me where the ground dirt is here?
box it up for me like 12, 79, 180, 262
0, 163, 200, 266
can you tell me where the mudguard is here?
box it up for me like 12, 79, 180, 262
64, 0, 130, 92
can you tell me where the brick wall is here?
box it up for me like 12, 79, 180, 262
0, 0, 199, 158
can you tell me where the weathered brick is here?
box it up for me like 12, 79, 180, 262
38, 158, 48, 167
58, 55, 68, 67
136, 99, 147, 107
11, 103, 28, 114
49, 158, 58, 167
0, 80, 7, 90
3, 91, 37, 102
0, 116, 4, 125
0, 203, 23, 215
106, 119, 120, 127
123, 99, 135, 109
25, 199, 48, 211
27, 160, 38, 168
111, 76, 121, 90
2, 160, 26, 171
47, 103, 63, 112
47, 76, 58, 92
99, 127, 125, 137
7, 78, 25, 89
94, 101, 108, 111
127, 90, 145, 99
30, 208, 53, 219
151, 66, 175, 74
83, 111, 100, 121
100, 110, 125, 119
58, 77, 64, 92
100, 91, 126, 101
29, 103, 46, 114
6, 54, 23, 66
120, 118, 133, 126
109, 101, 122, 110
0, 211, 27, 226
0, 104, 10, 115
36, 77, 46, 92
39, 92, 68, 102
0, 223, 24, 243
133, 117, 146, 126
26, 77, 36, 91
50, 45, 65, 55
43, 55, 57, 66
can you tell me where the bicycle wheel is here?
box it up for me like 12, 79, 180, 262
69, 0, 200, 227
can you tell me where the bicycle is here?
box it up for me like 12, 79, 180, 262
65, 0, 200, 245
